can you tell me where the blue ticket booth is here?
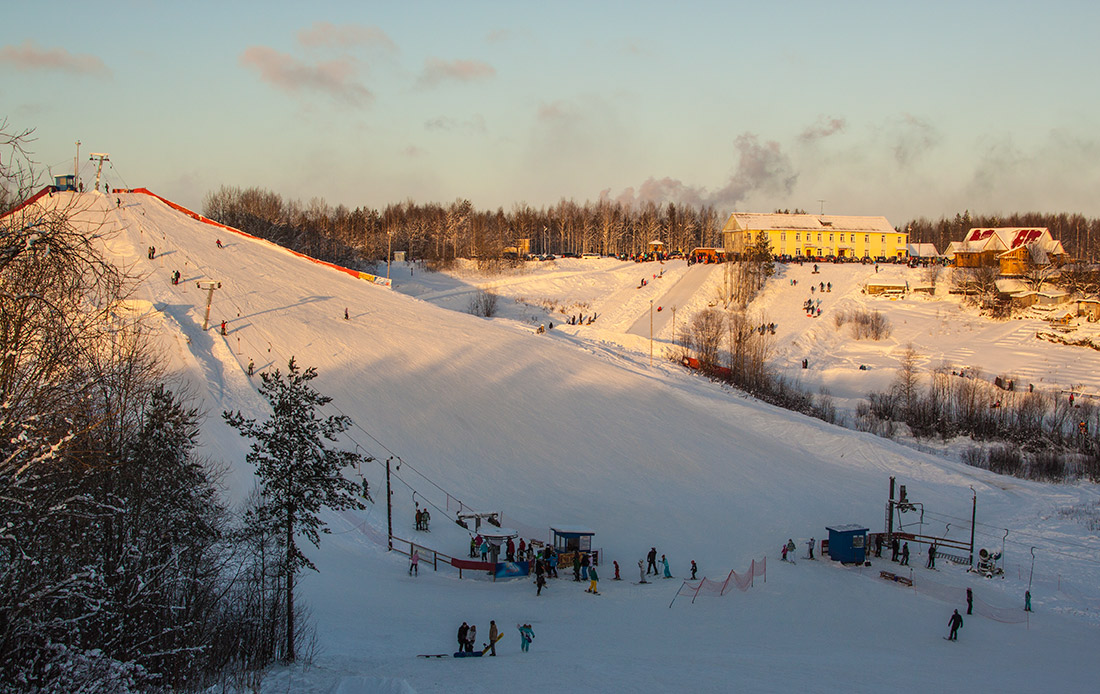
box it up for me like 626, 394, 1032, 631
826, 524, 869, 564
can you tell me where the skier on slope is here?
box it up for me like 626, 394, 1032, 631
638, 559, 648, 584
786, 539, 797, 564
690, 560, 698, 580
947, 609, 963, 640
661, 554, 672, 578
587, 563, 599, 594
647, 547, 658, 575
900, 542, 910, 566
409, 548, 419, 576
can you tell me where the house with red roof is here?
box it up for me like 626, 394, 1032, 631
945, 227, 1066, 275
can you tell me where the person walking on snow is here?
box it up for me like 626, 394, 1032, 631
966, 587, 973, 615
947, 609, 963, 640
690, 560, 698, 580
536, 572, 546, 596
517, 623, 535, 653
807, 538, 815, 560
661, 554, 672, 578
647, 547, 658, 575
781, 543, 789, 562
587, 564, 599, 593
786, 539, 797, 564
927, 543, 937, 569
409, 548, 419, 576
613, 560, 621, 580
900, 542, 910, 566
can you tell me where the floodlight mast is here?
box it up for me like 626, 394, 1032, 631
88, 153, 110, 191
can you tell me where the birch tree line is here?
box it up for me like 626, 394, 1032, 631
202, 185, 724, 269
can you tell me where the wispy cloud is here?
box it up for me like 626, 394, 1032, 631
425, 114, 486, 133
485, 29, 511, 44
890, 113, 939, 168
417, 58, 495, 87
297, 22, 397, 54
798, 116, 846, 143
0, 40, 109, 77
240, 46, 372, 106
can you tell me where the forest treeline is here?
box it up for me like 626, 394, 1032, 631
202, 186, 723, 270
202, 186, 1100, 270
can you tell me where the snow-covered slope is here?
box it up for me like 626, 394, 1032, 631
35, 190, 1100, 693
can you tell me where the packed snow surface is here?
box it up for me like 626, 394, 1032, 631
45, 191, 1100, 692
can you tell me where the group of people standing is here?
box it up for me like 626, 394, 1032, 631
642, 547, 673, 581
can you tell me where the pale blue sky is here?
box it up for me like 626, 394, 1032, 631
4, 1, 1098, 224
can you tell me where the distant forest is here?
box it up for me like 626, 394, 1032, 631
202, 186, 723, 270
201, 186, 1100, 269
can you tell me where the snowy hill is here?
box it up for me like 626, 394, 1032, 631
33, 190, 1100, 692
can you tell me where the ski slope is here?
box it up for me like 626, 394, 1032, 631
29, 190, 1100, 693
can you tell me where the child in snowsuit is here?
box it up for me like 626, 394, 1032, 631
638, 559, 647, 583
517, 623, 534, 652
661, 555, 671, 578
587, 564, 599, 593
690, 560, 698, 580
536, 572, 547, 596
409, 548, 419, 576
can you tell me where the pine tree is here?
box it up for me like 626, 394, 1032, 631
223, 358, 367, 662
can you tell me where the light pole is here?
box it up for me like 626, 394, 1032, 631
387, 230, 393, 279
671, 305, 677, 346
649, 299, 654, 366
969, 486, 977, 566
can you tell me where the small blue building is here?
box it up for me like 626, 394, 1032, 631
53, 174, 76, 192
826, 524, 869, 564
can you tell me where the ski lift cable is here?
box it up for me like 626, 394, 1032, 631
922, 509, 1100, 554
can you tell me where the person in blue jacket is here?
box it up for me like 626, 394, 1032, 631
517, 623, 535, 652
661, 554, 672, 578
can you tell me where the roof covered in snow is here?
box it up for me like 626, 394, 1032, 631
723, 213, 896, 234
957, 227, 1065, 257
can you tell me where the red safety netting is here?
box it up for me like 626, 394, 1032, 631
673, 557, 766, 605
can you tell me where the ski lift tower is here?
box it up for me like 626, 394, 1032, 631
88, 153, 109, 191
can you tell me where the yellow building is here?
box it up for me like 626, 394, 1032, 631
722, 213, 906, 260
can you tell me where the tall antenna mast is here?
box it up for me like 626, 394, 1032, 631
74, 140, 81, 181
89, 152, 110, 191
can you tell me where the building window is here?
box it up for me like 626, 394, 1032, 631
781, 232, 786, 241
881, 235, 885, 243
865, 235, 869, 244
796, 232, 801, 241
840, 234, 845, 242
829, 234, 834, 242
817, 233, 822, 242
